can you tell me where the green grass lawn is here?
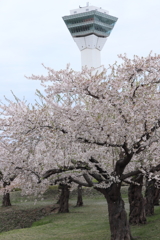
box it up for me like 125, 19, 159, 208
0, 193, 160, 240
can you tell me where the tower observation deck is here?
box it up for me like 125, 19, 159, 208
63, 3, 118, 70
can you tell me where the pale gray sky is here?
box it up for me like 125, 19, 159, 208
0, 0, 160, 103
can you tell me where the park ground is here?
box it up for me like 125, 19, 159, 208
0, 187, 160, 240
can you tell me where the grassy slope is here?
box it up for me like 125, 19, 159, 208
131, 207, 160, 239
0, 194, 160, 240
0, 198, 109, 240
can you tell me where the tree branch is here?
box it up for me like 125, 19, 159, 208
121, 170, 141, 180
69, 176, 91, 187
83, 173, 94, 187
16, 167, 41, 183
78, 137, 122, 148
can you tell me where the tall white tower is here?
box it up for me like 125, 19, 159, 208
63, 3, 118, 70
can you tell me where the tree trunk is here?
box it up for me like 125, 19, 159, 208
97, 183, 132, 240
128, 175, 146, 224
76, 185, 83, 207
56, 197, 60, 204
58, 184, 70, 213
2, 182, 11, 207
2, 192, 11, 207
153, 188, 160, 206
145, 179, 155, 216
56, 189, 61, 204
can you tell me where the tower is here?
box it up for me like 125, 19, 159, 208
63, 3, 118, 70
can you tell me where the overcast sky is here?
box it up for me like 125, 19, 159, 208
0, 0, 160, 103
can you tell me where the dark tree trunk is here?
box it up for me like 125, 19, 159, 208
2, 182, 11, 207
58, 184, 70, 213
153, 188, 160, 206
128, 174, 146, 224
145, 179, 155, 216
56, 197, 60, 204
2, 192, 11, 207
56, 189, 61, 204
97, 183, 132, 240
76, 185, 83, 207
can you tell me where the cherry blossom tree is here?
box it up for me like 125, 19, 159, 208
0, 53, 160, 240
0, 102, 84, 212
126, 140, 160, 224
27, 54, 160, 240
145, 171, 160, 216
0, 141, 19, 207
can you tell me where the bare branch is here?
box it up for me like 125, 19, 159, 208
69, 176, 91, 187
121, 170, 141, 180
83, 173, 94, 187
